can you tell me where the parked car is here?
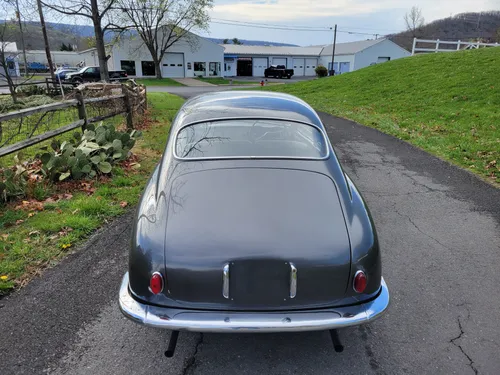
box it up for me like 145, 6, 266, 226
65, 66, 128, 84
119, 91, 389, 356
55, 67, 79, 81
264, 65, 294, 79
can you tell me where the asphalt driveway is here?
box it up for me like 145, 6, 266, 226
1, 88, 499, 375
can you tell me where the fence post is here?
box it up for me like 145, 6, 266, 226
75, 89, 87, 131
144, 85, 148, 110
122, 85, 134, 129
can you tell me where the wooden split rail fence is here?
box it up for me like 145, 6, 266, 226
0, 83, 147, 158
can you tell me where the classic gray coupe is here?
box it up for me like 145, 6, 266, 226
119, 91, 389, 356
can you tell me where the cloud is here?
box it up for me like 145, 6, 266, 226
211, 0, 497, 23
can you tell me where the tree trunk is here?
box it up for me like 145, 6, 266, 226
14, 0, 28, 77
5, 74, 18, 104
155, 59, 162, 79
37, 0, 55, 82
90, 0, 109, 82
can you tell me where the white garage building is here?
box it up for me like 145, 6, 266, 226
223, 39, 410, 78
78, 31, 224, 78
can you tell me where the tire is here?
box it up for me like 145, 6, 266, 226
264, 73, 268, 78
277, 72, 283, 79
72, 77, 83, 85
287, 75, 291, 79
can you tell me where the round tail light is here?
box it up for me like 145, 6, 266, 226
353, 270, 367, 293
150, 272, 164, 295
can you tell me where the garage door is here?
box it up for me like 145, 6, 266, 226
305, 58, 317, 76
273, 58, 287, 66
252, 57, 268, 77
293, 58, 304, 76
162, 53, 184, 78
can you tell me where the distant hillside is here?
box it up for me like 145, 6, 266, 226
0, 21, 84, 50
389, 11, 500, 51
1, 21, 297, 50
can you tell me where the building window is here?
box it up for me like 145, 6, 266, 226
141, 61, 155, 76
194, 62, 206, 76
187, 62, 192, 70
209, 62, 220, 76
120, 60, 136, 75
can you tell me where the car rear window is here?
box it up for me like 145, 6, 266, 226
175, 119, 328, 159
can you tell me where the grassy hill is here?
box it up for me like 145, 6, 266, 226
267, 47, 500, 185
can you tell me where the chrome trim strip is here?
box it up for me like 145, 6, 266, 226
172, 117, 331, 162
119, 272, 390, 333
222, 263, 230, 299
289, 263, 297, 299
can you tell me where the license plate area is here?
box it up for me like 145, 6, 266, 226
230, 259, 290, 306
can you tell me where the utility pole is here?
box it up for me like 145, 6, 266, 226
36, 0, 55, 82
14, 0, 28, 76
330, 24, 337, 76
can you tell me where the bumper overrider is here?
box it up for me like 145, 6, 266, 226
118, 272, 389, 333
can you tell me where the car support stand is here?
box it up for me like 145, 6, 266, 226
164, 330, 179, 357
329, 329, 344, 352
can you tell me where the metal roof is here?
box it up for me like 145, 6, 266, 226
319, 39, 386, 56
222, 39, 387, 57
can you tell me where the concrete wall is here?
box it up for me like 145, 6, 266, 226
110, 33, 224, 78
352, 39, 411, 71
25, 50, 82, 67
318, 54, 355, 73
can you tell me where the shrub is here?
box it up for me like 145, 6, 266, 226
17, 85, 46, 96
315, 65, 328, 78
40, 122, 142, 182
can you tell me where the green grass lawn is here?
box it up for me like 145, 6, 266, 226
264, 47, 500, 185
195, 77, 257, 85
0, 92, 184, 295
135, 78, 184, 87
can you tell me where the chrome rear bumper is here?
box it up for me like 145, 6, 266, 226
118, 272, 389, 333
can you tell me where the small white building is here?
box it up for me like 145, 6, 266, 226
223, 39, 410, 78
1, 42, 20, 77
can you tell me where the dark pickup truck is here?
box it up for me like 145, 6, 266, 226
264, 65, 294, 79
65, 66, 128, 84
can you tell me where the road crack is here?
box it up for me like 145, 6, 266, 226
394, 209, 452, 251
450, 316, 478, 375
182, 333, 203, 375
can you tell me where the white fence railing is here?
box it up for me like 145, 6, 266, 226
412, 38, 499, 55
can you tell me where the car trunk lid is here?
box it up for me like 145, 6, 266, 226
163, 167, 351, 310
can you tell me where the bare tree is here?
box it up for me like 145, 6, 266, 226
404, 6, 425, 37
117, 0, 212, 79
36, 0, 55, 81
40, 0, 119, 81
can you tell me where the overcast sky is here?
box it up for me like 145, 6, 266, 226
204, 0, 499, 45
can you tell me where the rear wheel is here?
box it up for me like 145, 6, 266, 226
72, 77, 83, 85
287, 75, 291, 79
277, 72, 283, 79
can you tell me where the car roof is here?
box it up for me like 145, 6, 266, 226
172, 91, 324, 131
